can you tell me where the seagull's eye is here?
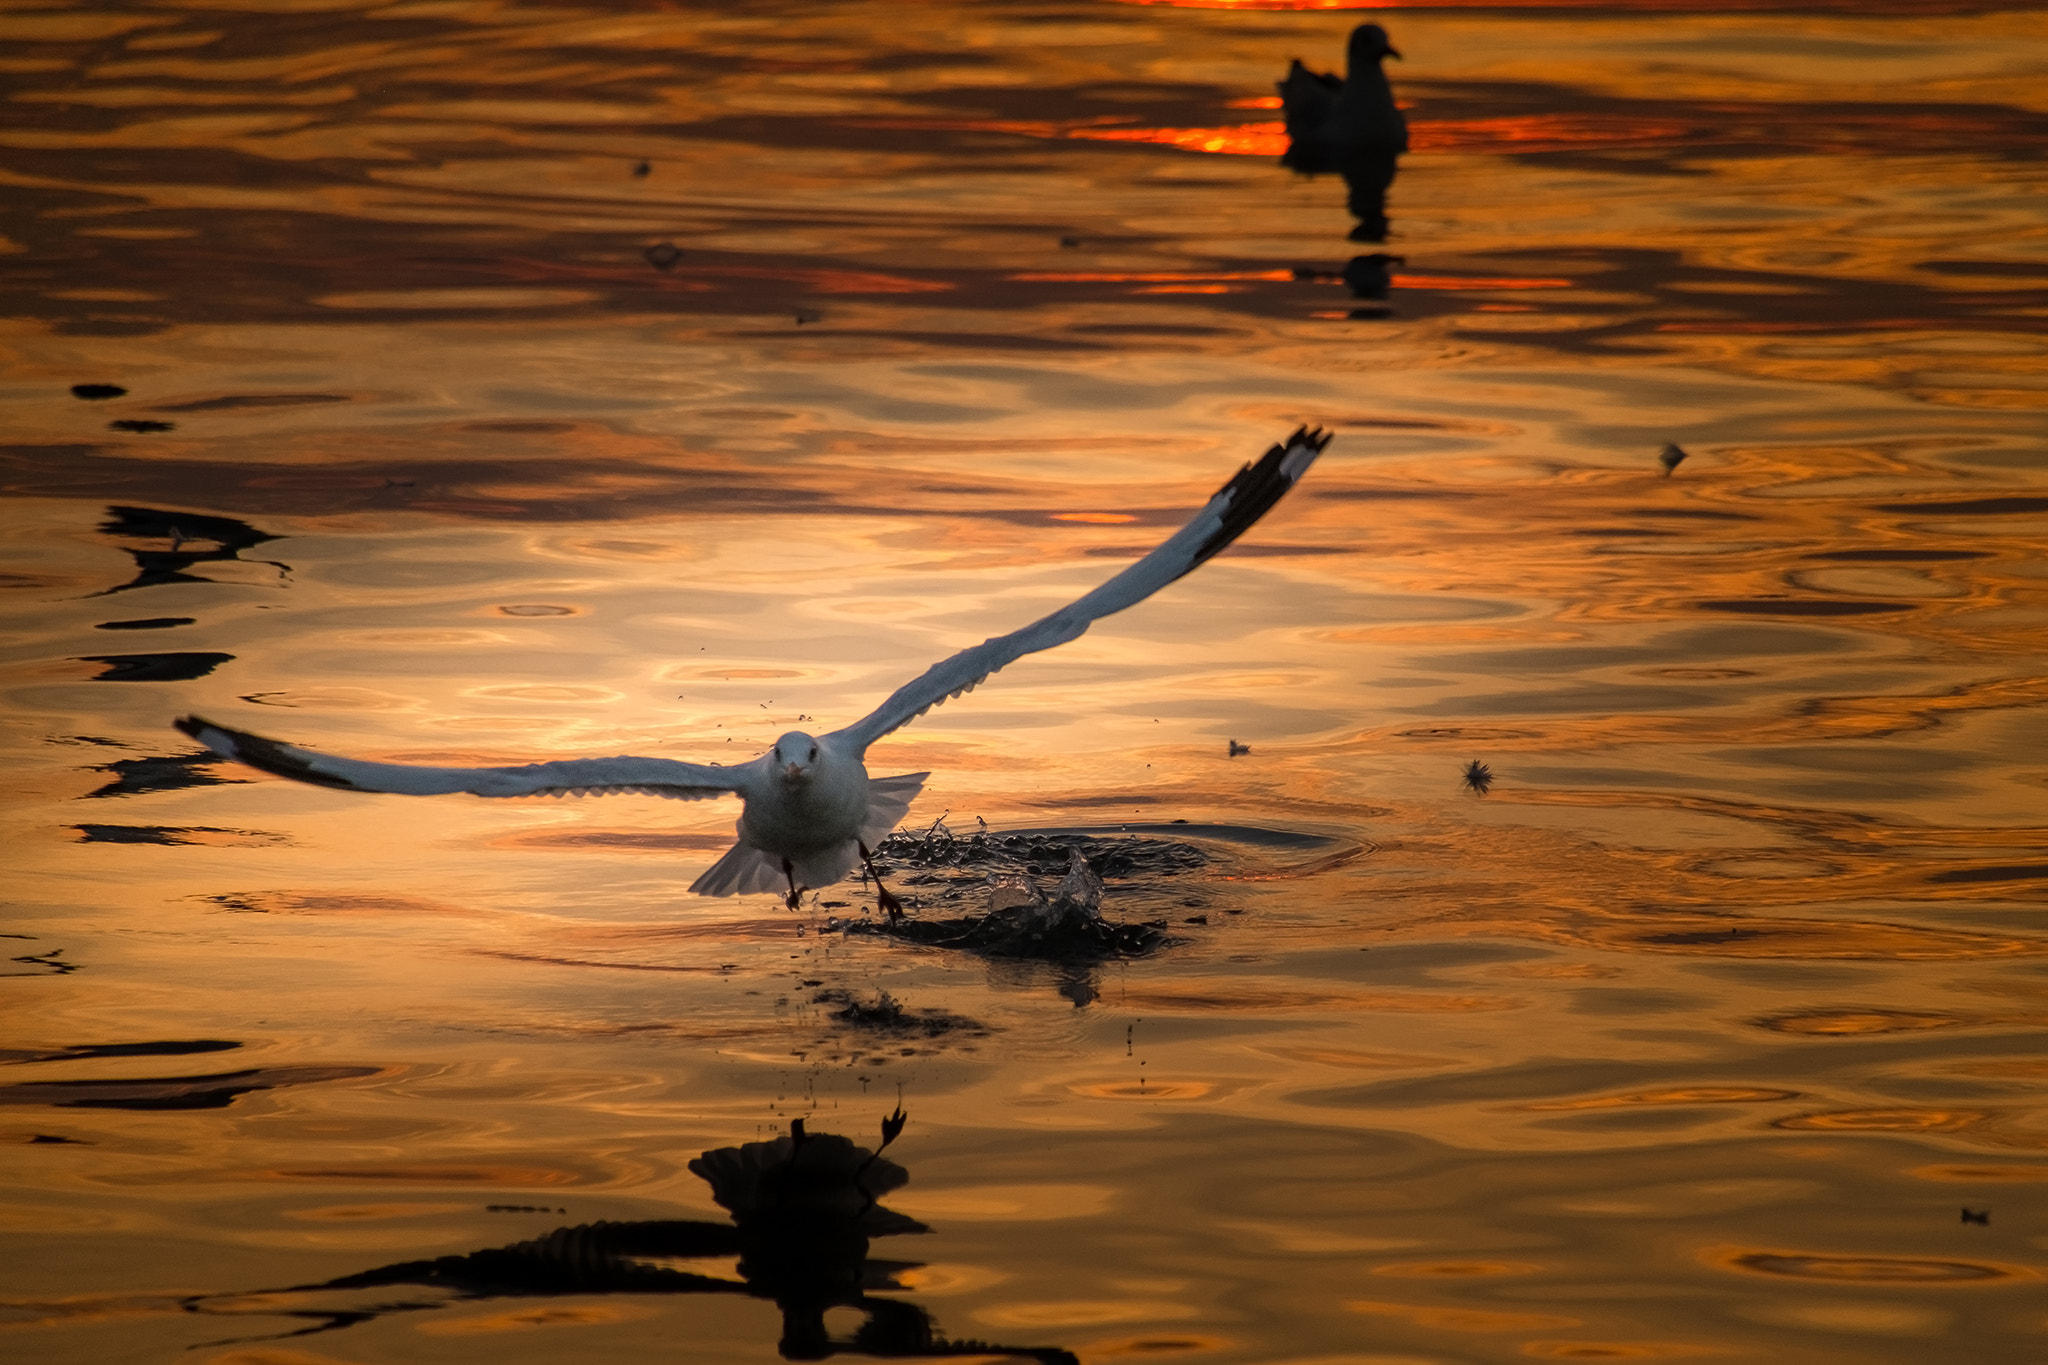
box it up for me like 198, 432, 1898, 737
808, 746, 817, 761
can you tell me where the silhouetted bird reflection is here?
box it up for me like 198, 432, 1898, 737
1659, 442, 1689, 477
1279, 25, 1408, 242
94, 505, 287, 597
185, 1117, 1077, 1363
1342, 253, 1405, 300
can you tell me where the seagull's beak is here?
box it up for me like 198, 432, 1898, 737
1388, 45, 1403, 60
784, 761, 808, 782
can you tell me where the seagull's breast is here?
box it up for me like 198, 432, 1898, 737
737, 749, 871, 856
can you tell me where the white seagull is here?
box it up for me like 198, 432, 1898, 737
177, 426, 1330, 917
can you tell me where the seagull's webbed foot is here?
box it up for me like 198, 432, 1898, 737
859, 841, 905, 923
876, 884, 905, 922
782, 858, 803, 912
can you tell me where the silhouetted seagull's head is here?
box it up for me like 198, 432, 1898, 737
771, 730, 821, 783
1349, 23, 1401, 65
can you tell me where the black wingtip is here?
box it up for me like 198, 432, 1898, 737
1187, 426, 1330, 572
171, 714, 363, 791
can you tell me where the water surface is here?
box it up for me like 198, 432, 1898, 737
4, 1, 2047, 1361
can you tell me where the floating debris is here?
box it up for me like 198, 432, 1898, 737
1228, 739, 1251, 757
109, 419, 174, 433
1962, 1207, 1989, 1225
1462, 759, 1494, 795
644, 241, 682, 270
794, 307, 823, 325
71, 383, 126, 400
1059, 235, 1081, 248
1659, 442, 1689, 476
632, 160, 651, 177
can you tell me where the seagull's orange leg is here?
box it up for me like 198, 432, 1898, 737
859, 841, 904, 922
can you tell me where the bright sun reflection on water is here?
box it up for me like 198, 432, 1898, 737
2, 0, 2046, 1361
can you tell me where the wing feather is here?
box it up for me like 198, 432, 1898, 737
860, 771, 929, 847
828, 427, 1328, 754
175, 716, 750, 802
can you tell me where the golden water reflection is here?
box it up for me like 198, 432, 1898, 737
5, 0, 2048, 1361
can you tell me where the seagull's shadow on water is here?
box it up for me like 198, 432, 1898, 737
183, 1117, 1078, 1363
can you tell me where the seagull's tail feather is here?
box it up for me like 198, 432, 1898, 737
690, 839, 868, 900
689, 841, 787, 898
860, 771, 929, 847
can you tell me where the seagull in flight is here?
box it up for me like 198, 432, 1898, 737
177, 427, 1330, 918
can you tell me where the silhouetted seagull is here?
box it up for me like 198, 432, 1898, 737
1658, 442, 1688, 476
178, 428, 1330, 917
1279, 25, 1408, 241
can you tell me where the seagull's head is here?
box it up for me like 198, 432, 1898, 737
769, 730, 821, 786
1348, 23, 1400, 63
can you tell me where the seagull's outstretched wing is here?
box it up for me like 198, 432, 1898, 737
175, 716, 751, 801
830, 426, 1329, 755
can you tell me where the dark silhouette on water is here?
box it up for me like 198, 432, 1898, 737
1279, 25, 1408, 242
1461, 759, 1494, 796
181, 1115, 1078, 1362
1659, 442, 1689, 476
93, 505, 287, 597
1342, 253, 1405, 300
81, 747, 236, 800
80, 652, 234, 682
94, 616, 195, 631
71, 383, 126, 400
